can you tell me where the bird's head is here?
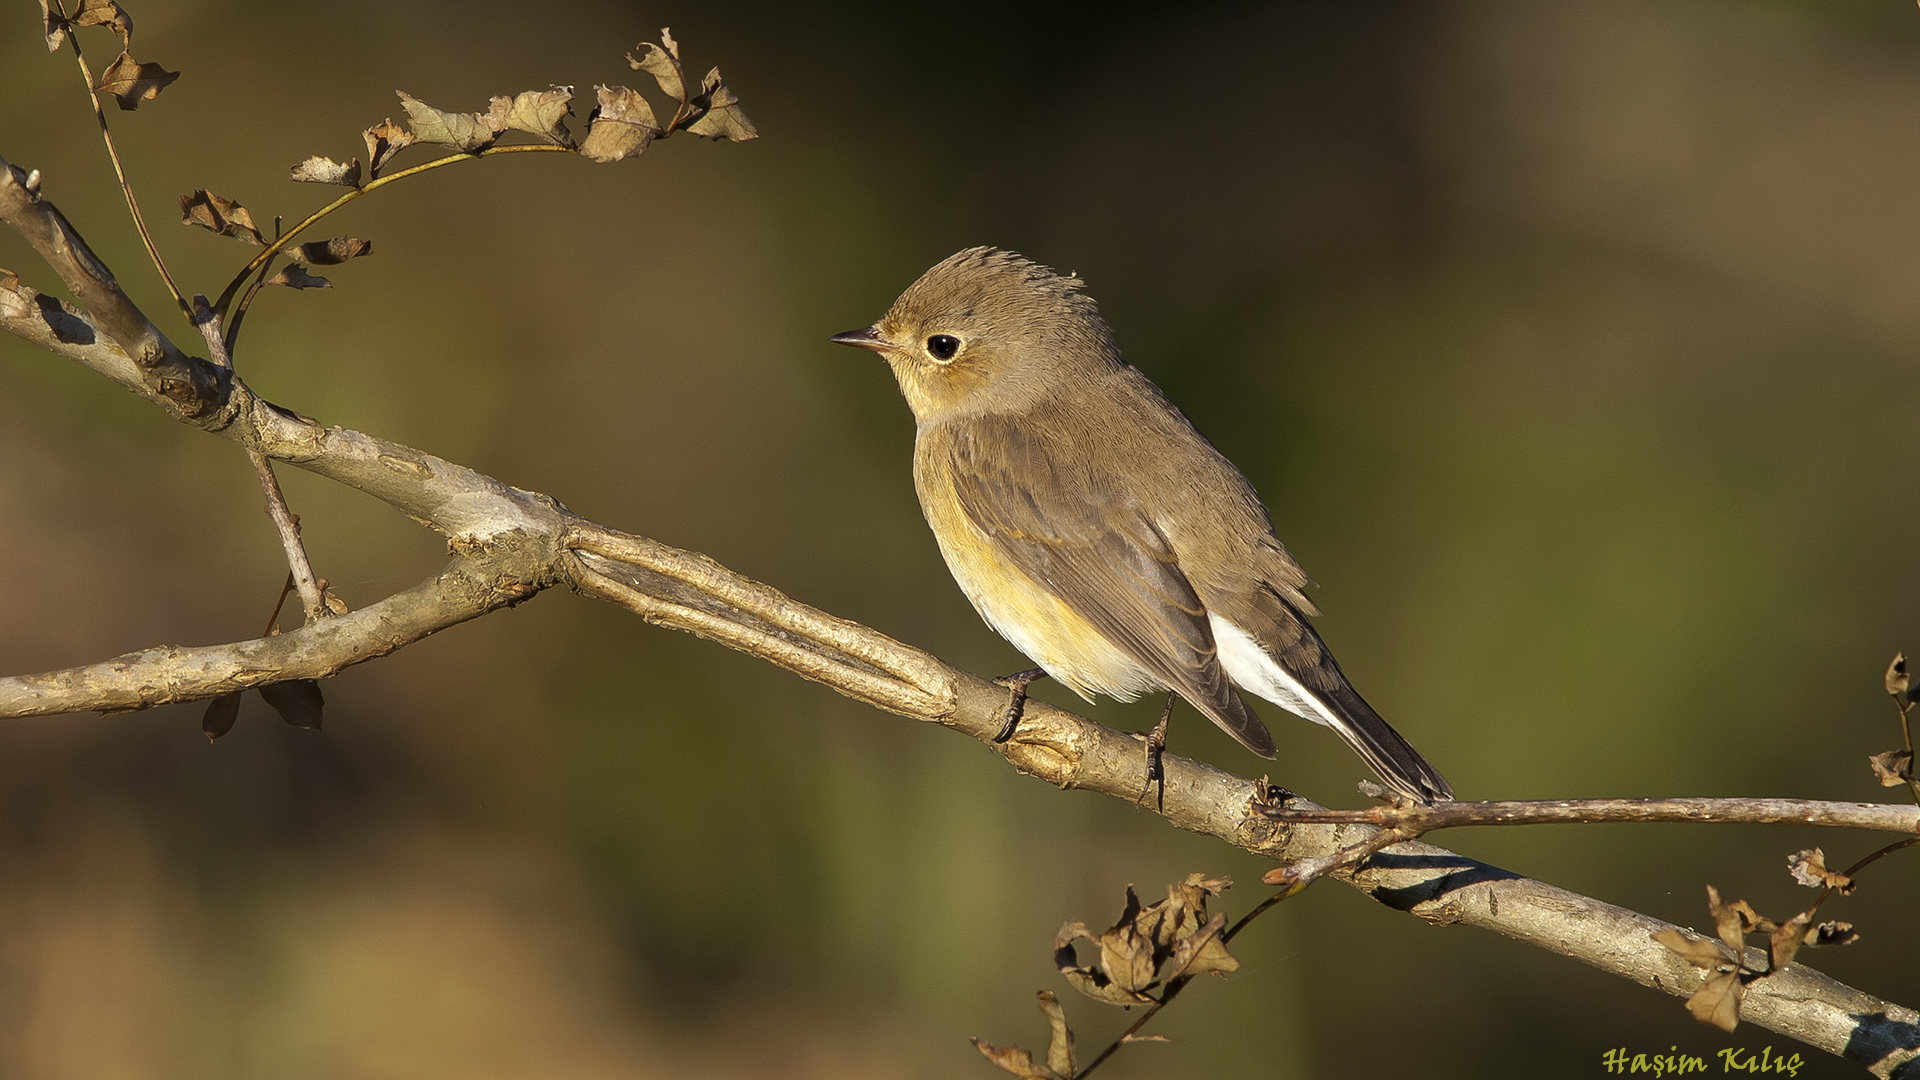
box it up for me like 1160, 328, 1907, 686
830, 247, 1116, 422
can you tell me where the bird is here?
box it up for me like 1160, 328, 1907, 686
830, 247, 1453, 803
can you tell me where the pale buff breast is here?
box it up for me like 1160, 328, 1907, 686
914, 465, 1159, 703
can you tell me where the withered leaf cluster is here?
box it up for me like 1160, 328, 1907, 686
301, 30, 755, 182
42, 0, 178, 110
974, 875, 1241, 1079
972, 992, 1075, 1080
1054, 873, 1239, 1007
1872, 653, 1918, 792
180, 186, 374, 290
1653, 883, 1857, 1033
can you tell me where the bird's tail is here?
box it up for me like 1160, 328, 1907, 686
1314, 679, 1455, 803
1207, 613, 1454, 803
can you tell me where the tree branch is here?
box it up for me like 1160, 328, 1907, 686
0, 538, 556, 718
1260, 795, 1920, 835
0, 154, 220, 415
3, 148, 1917, 1076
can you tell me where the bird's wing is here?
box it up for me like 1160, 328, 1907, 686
941, 415, 1275, 757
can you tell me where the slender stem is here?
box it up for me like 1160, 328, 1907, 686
248, 453, 326, 622
1898, 700, 1919, 805
1263, 826, 1420, 889
1221, 889, 1293, 944
261, 572, 296, 636
1074, 987, 1181, 1079
190, 300, 327, 622
223, 220, 282, 358
1256, 796, 1920, 835
64, 27, 189, 318
1841, 835, 1920, 882
211, 143, 572, 318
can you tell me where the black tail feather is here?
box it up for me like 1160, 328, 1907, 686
1319, 681, 1454, 802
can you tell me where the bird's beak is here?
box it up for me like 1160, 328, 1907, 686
829, 326, 892, 353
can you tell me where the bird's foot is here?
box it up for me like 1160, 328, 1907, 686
1135, 693, 1175, 810
989, 668, 1048, 743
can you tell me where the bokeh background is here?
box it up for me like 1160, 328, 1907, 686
2, 0, 1918, 1076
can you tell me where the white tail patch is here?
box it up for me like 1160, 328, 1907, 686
1207, 614, 1340, 729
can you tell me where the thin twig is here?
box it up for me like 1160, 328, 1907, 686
1896, 697, 1919, 805
222, 216, 282, 358
1262, 825, 1423, 889
1254, 794, 1920, 835
63, 25, 188, 318
191, 299, 327, 622
211, 144, 571, 317
261, 571, 295, 636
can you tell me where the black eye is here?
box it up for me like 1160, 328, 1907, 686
926, 334, 960, 361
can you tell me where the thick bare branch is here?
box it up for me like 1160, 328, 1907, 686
0, 537, 557, 717
0, 153, 220, 414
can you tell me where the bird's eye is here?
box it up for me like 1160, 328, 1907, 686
926, 334, 961, 361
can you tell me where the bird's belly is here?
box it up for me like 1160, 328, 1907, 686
924, 511, 1155, 703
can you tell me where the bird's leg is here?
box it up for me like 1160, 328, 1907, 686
1136, 692, 1175, 809
989, 668, 1049, 743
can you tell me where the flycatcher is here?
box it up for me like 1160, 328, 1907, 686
831, 247, 1454, 803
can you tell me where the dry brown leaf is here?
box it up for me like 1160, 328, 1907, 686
363, 118, 415, 177
686, 66, 757, 142
1162, 911, 1236, 979
970, 1039, 1056, 1080
1706, 885, 1748, 952
96, 51, 178, 110
1707, 886, 1776, 938
180, 189, 264, 245
1054, 920, 1153, 1006
579, 85, 658, 163
1869, 749, 1913, 788
1038, 991, 1073, 1080
260, 679, 323, 727
486, 86, 574, 146
1768, 910, 1812, 973
629, 29, 685, 103
202, 691, 241, 741
1652, 927, 1729, 970
40, 1, 65, 51
1786, 848, 1855, 894
397, 91, 497, 152
1686, 968, 1746, 1033
1096, 887, 1159, 993
266, 265, 330, 290
1807, 920, 1858, 947
1887, 653, 1910, 699
290, 156, 362, 187
1055, 874, 1239, 1008
69, 0, 130, 39
285, 237, 372, 265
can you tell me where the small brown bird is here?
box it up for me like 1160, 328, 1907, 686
832, 247, 1453, 803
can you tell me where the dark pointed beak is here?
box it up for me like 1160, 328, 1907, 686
829, 326, 891, 353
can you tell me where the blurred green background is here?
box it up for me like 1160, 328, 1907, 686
3, 0, 1918, 1076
